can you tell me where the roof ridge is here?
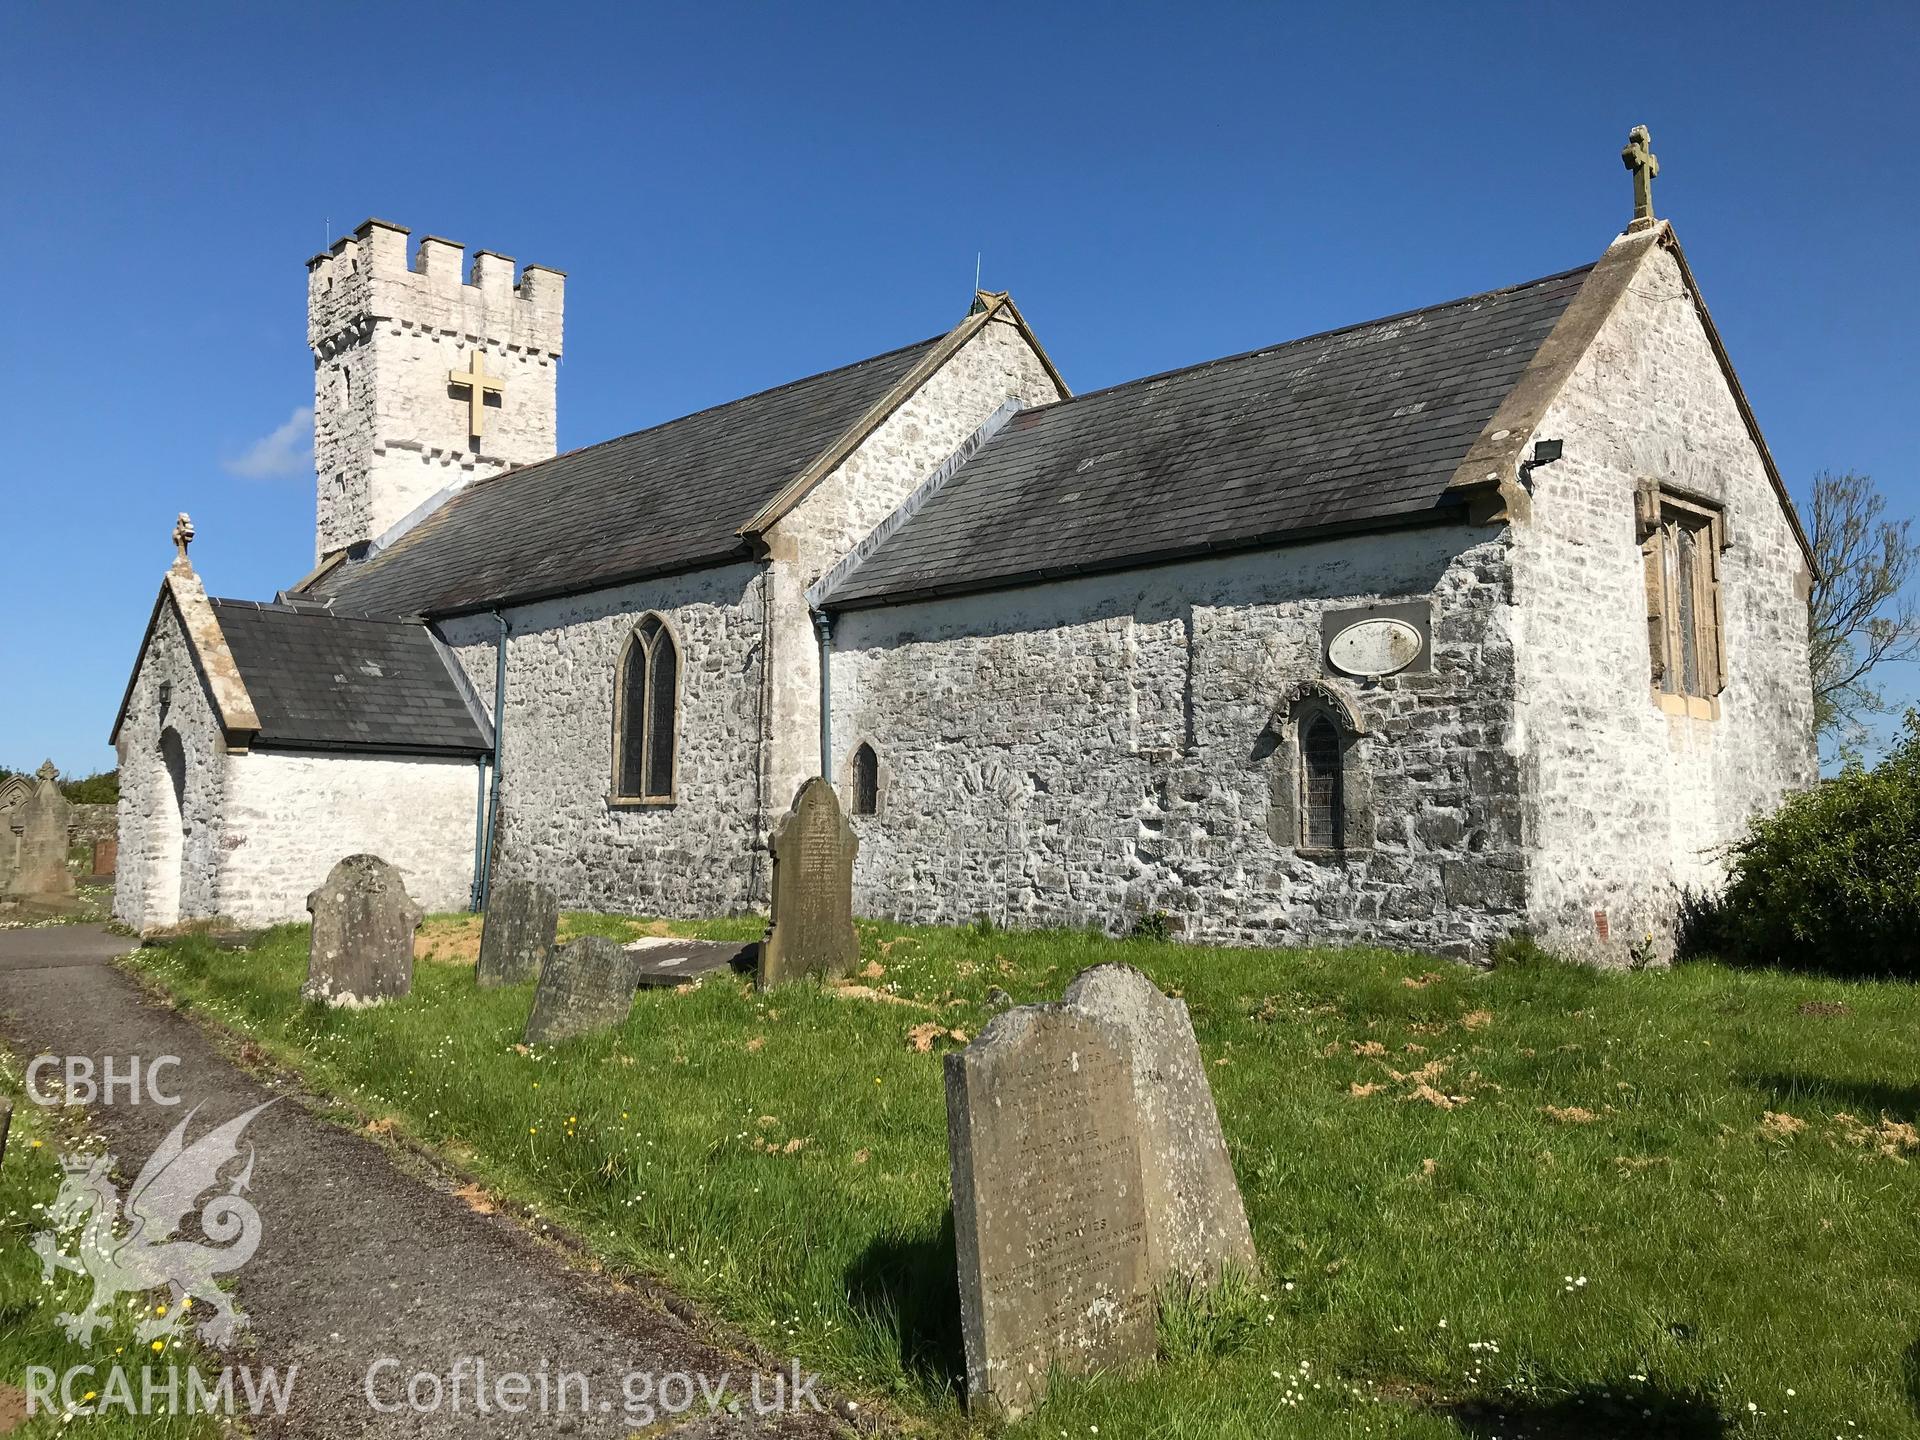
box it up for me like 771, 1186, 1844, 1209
1002, 261, 1598, 421
437, 330, 949, 499
210, 597, 421, 628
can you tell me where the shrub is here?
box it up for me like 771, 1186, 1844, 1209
1698, 715, 1920, 976
1124, 908, 1178, 942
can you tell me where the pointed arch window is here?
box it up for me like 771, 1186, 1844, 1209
852, 742, 880, 816
614, 615, 679, 802
1264, 681, 1372, 858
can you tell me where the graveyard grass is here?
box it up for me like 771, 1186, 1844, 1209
0, 1051, 228, 1438
130, 920, 1920, 1438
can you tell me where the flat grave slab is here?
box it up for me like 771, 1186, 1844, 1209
622, 936, 757, 987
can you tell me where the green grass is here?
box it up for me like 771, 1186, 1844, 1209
128, 919, 1920, 1438
0, 1053, 228, 1437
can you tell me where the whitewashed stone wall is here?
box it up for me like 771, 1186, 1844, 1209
308, 221, 564, 559
1512, 240, 1815, 957
429, 313, 1062, 918
114, 600, 227, 931
828, 528, 1522, 957
762, 313, 1064, 819
219, 751, 479, 924
438, 562, 768, 917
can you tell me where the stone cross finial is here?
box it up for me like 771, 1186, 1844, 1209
171, 512, 196, 572
35, 760, 57, 783
1621, 125, 1659, 232
448, 349, 505, 441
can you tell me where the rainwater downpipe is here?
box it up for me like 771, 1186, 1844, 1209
813, 609, 833, 779
468, 756, 487, 912
477, 611, 510, 910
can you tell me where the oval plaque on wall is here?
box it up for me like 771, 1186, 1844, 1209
1327, 618, 1424, 678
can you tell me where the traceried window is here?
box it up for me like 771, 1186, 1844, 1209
614, 615, 679, 802
852, 743, 879, 816
1641, 492, 1726, 718
1300, 715, 1345, 851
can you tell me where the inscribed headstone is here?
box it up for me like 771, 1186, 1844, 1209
945, 1006, 1155, 1419
302, 854, 420, 1008
476, 878, 557, 988
1061, 964, 1257, 1283
523, 935, 643, 1046
758, 776, 858, 989
7, 763, 74, 902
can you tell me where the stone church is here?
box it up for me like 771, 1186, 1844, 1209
112, 133, 1815, 958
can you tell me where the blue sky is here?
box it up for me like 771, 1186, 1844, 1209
3, 2, 1915, 777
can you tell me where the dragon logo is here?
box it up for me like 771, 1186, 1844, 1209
31, 1100, 275, 1348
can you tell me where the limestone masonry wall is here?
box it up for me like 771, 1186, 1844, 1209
1512, 240, 1815, 958
762, 313, 1064, 818
829, 527, 1523, 957
308, 220, 564, 558
219, 751, 478, 924
114, 599, 228, 931
438, 562, 768, 918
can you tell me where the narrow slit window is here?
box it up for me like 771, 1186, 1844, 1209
1301, 715, 1344, 851
615, 615, 679, 801
852, 742, 879, 816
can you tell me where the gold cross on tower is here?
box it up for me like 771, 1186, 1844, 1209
448, 349, 505, 441
1621, 125, 1659, 233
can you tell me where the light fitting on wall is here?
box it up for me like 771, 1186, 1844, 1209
157, 681, 173, 713
1517, 438, 1564, 493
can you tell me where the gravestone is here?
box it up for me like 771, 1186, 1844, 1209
90, 837, 117, 880
523, 935, 643, 1045
0, 773, 31, 892
6, 763, 75, 905
476, 878, 557, 988
302, 854, 421, 1008
758, 776, 858, 989
945, 1005, 1156, 1420
1061, 964, 1257, 1283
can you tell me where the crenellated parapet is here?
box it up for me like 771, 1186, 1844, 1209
306, 219, 567, 560
306, 219, 564, 360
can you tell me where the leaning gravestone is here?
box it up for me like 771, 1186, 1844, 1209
757, 776, 859, 989
302, 854, 421, 1008
7, 763, 75, 905
523, 935, 644, 1046
1062, 964, 1258, 1284
945, 1005, 1157, 1420
476, 878, 558, 988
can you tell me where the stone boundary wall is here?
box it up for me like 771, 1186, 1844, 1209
67, 804, 115, 847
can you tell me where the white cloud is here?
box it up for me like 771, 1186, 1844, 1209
223, 406, 313, 480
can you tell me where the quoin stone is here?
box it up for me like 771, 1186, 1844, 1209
1061, 964, 1257, 1283
523, 935, 643, 1046
302, 854, 421, 1008
945, 1004, 1156, 1419
476, 878, 558, 988
758, 777, 859, 989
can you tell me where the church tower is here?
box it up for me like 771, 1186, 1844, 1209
305, 219, 565, 561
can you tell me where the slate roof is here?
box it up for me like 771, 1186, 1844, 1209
821, 265, 1594, 609
311, 335, 948, 618
209, 600, 490, 756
